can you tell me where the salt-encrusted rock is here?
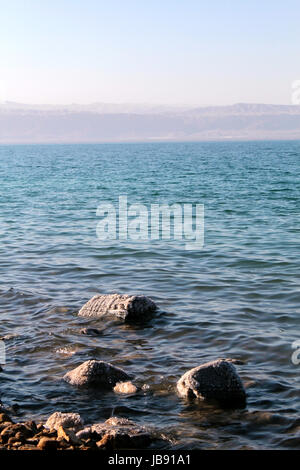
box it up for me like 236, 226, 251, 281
113, 381, 138, 395
45, 412, 83, 431
56, 426, 82, 445
78, 293, 157, 321
0, 423, 35, 443
63, 360, 132, 388
76, 417, 151, 448
177, 359, 246, 406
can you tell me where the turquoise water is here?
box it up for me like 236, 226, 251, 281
0, 141, 299, 449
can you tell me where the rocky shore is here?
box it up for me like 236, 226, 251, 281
0, 412, 160, 451
0, 293, 247, 451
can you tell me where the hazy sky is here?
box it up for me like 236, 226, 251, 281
0, 0, 299, 105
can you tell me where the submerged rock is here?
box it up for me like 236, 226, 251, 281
78, 293, 157, 322
76, 417, 151, 449
177, 359, 246, 406
79, 327, 102, 336
63, 360, 132, 388
45, 412, 83, 431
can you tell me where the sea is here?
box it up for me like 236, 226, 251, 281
0, 141, 299, 449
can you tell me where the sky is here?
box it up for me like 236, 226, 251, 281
0, 0, 299, 106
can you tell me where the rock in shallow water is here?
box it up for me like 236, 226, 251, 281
177, 359, 246, 406
45, 412, 83, 431
113, 381, 138, 395
76, 417, 152, 449
78, 293, 157, 321
63, 360, 132, 388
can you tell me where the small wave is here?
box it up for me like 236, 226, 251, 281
55, 347, 77, 357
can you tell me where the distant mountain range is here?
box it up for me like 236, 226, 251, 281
0, 101, 300, 143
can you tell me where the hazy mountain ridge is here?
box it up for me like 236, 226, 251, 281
0, 102, 300, 143
0, 101, 191, 115
185, 103, 300, 116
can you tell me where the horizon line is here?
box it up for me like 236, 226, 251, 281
0, 100, 299, 108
